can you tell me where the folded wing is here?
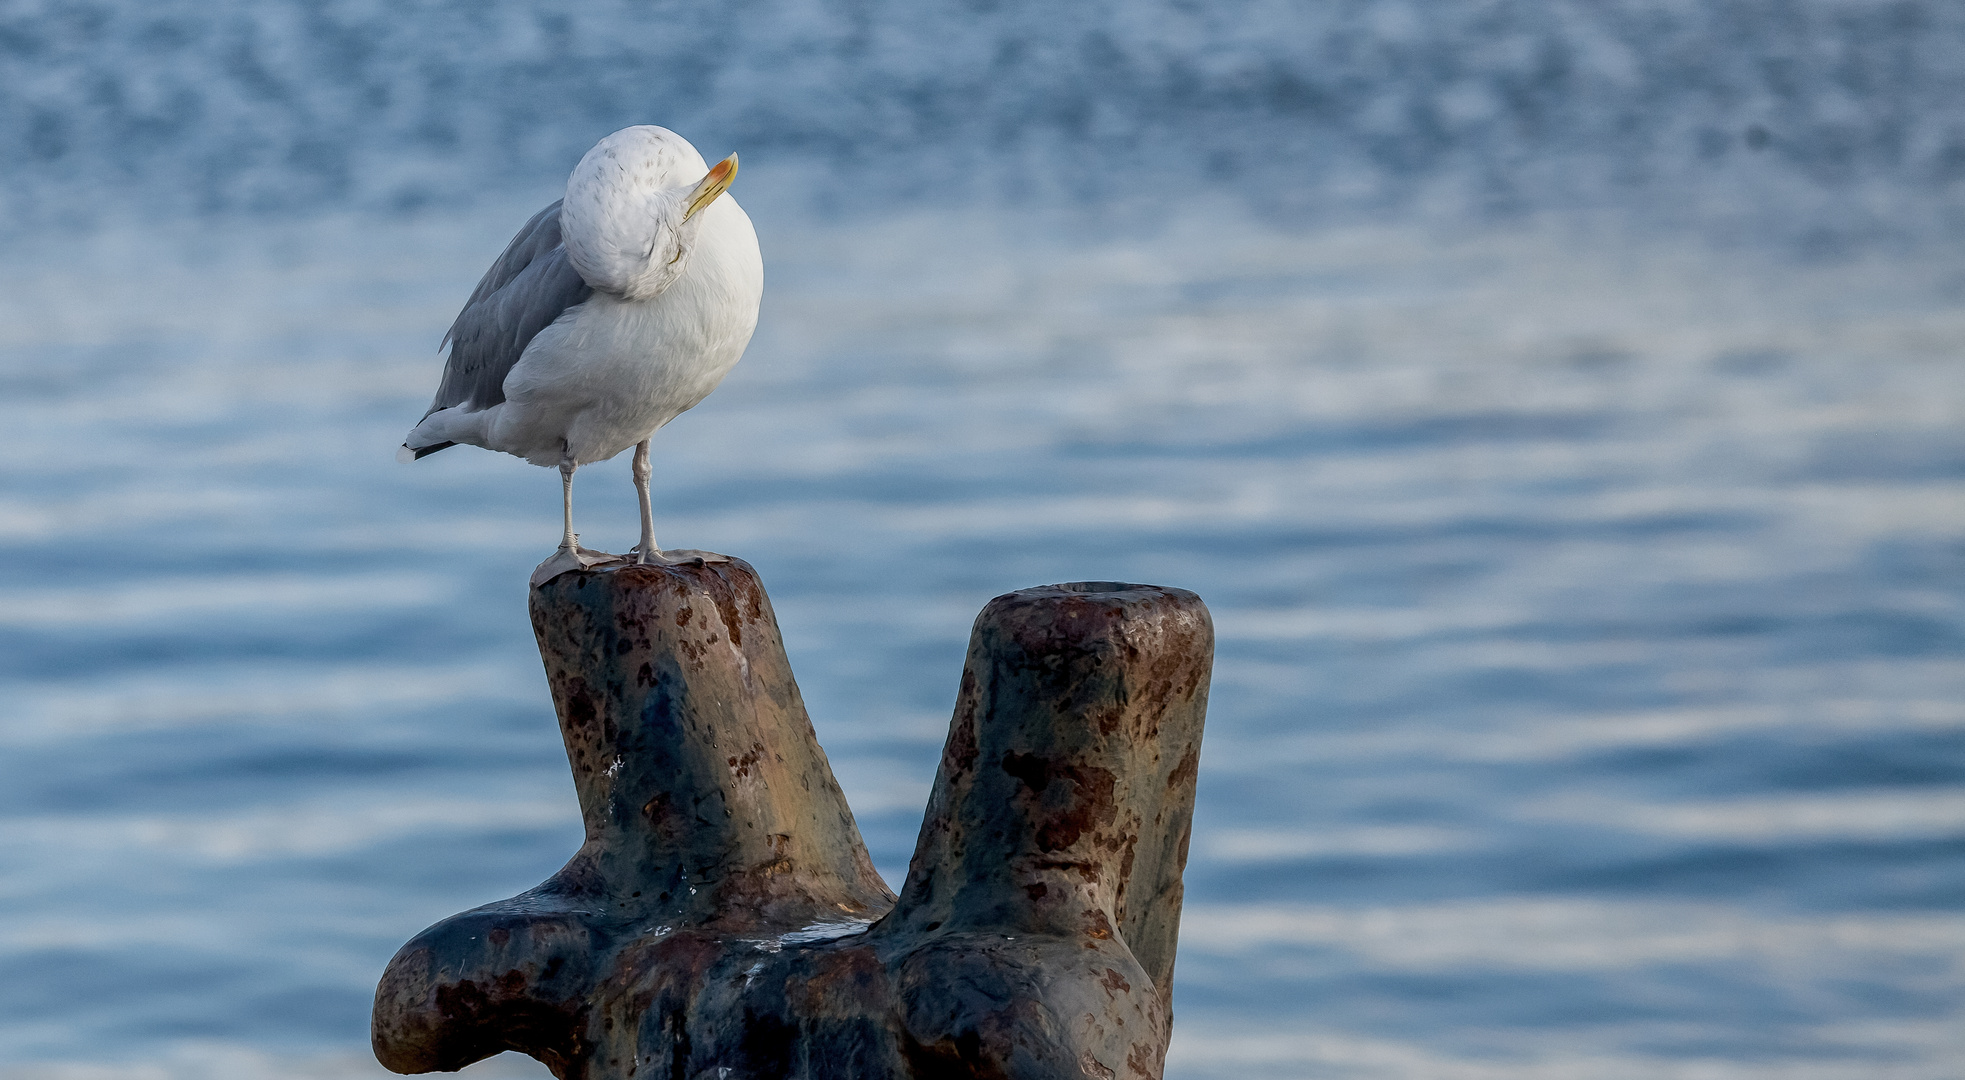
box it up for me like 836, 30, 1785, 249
424, 200, 595, 417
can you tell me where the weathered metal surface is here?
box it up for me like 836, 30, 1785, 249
372, 560, 1210, 1080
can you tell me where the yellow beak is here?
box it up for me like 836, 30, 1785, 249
683, 154, 738, 221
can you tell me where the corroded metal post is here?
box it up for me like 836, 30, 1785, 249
373, 558, 1210, 1080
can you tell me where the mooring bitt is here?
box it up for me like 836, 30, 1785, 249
372, 555, 1210, 1080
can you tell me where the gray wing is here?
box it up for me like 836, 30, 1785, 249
423, 200, 593, 417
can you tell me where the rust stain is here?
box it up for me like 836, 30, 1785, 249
787, 946, 889, 1016
700, 570, 746, 649
737, 569, 765, 624
945, 670, 980, 775
727, 746, 764, 778
559, 677, 598, 732
1034, 857, 1102, 884
1164, 744, 1200, 793
1035, 764, 1117, 853
1092, 704, 1126, 735
900, 1029, 1013, 1080
1000, 751, 1050, 793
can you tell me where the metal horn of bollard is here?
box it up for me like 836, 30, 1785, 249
372, 556, 1211, 1080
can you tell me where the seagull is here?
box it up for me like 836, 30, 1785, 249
397, 126, 763, 586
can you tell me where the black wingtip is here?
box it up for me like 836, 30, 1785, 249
398, 441, 456, 463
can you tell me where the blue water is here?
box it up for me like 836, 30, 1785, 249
8, 0, 1965, 244
3, 4, 1964, 1079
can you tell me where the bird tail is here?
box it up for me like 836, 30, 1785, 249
397, 441, 456, 463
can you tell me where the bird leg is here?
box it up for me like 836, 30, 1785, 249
560, 459, 580, 553
624, 440, 714, 567
629, 439, 676, 566
531, 453, 623, 588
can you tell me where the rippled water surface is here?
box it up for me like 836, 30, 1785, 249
0, 199, 1960, 1078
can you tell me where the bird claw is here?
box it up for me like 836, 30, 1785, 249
628, 547, 695, 567
627, 546, 678, 567
628, 547, 729, 568
533, 544, 728, 586
531, 543, 626, 588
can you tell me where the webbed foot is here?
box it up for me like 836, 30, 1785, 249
629, 547, 730, 568
531, 541, 626, 588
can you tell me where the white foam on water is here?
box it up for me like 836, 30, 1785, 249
1165, 1021, 1965, 1080
0, 573, 453, 629
1178, 899, 1965, 970
0, 1044, 547, 1080
1530, 789, 1965, 843
0, 794, 576, 866
1201, 825, 1486, 862
0, 660, 541, 744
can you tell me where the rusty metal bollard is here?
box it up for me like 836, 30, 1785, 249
372, 555, 1211, 1080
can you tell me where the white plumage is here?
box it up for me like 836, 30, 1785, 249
398, 126, 763, 584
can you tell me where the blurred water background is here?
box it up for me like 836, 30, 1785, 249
2, 2, 1964, 1077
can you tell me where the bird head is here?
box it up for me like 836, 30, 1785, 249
559, 126, 740, 301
